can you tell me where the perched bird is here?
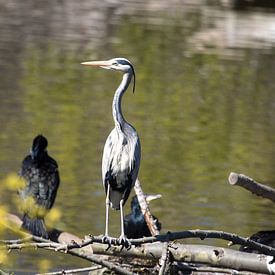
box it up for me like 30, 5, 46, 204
239, 230, 275, 253
82, 58, 141, 246
18, 135, 60, 239
124, 195, 162, 239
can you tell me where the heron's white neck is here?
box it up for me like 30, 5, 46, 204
112, 72, 132, 133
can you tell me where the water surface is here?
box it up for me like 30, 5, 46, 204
0, 1, 275, 272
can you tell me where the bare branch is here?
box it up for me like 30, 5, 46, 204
228, 172, 275, 202
0, 236, 32, 244
5, 236, 135, 275
125, 230, 275, 257
3, 213, 275, 257
39, 265, 102, 275
134, 179, 160, 236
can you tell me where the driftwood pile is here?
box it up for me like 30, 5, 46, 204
1, 174, 275, 274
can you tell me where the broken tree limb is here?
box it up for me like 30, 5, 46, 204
134, 179, 161, 236
228, 172, 275, 203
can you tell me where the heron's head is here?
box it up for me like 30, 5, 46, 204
81, 57, 136, 92
82, 57, 133, 72
31, 135, 48, 161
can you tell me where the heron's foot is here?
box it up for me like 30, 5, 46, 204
118, 234, 131, 250
102, 235, 113, 250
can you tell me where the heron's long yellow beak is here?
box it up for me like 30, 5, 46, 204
81, 60, 112, 67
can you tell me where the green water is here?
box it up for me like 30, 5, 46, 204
0, 1, 275, 272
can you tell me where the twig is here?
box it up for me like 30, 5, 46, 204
134, 179, 160, 236
46, 246, 136, 275
228, 172, 275, 203
38, 265, 102, 275
0, 236, 32, 244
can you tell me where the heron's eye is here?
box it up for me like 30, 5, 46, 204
112, 62, 118, 66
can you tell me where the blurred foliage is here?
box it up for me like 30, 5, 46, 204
4, 173, 25, 191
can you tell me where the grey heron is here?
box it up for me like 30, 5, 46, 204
19, 135, 60, 239
81, 58, 141, 246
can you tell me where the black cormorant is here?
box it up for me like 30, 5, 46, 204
239, 230, 275, 253
18, 135, 60, 238
124, 195, 161, 239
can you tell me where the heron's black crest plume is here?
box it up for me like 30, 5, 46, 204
129, 63, 136, 94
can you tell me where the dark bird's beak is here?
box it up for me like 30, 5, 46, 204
81, 60, 112, 70
145, 194, 162, 203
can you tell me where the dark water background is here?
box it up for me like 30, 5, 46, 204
0, 0, 275, 273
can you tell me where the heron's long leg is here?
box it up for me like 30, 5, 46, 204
119, 199, 125, 237
105, 184, 110, 237
118, 199, 131, 248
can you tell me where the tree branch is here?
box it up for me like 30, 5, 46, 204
39, 265, 102, 275
134, 179, 161, 236
228, 172, 275, 202
3, 213, 275, 256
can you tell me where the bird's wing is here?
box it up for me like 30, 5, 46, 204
102, 128, 117, 190
102, 128, 140, 186
19, 156, 60, 210
131, 133, 141, 186
18, 156, 38, 199
37, 160, 60, 210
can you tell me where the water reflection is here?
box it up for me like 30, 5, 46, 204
0, 0, 275, 272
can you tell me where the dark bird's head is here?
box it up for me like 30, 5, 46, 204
81, 57, 136, 93
31, 135, 48, 161
124, 194, 162, 238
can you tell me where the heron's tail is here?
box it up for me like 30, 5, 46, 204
22, 214, 48, 239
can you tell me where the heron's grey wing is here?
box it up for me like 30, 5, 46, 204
102, 129, 117, 192
129, 134, 141, 188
